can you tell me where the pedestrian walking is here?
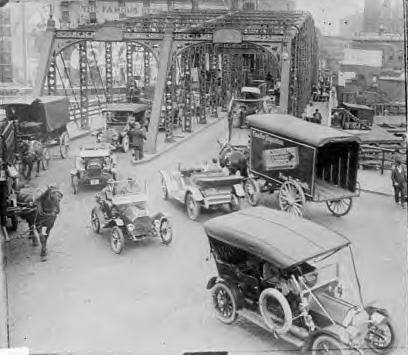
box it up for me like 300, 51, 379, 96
391, 157, 407, 208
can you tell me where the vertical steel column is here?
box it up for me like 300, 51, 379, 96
47, 52, 57, 95
222, 53, 231, 108
182, 51, 192, 132
105, 42, 113, 103
164, 64, 175, 141
143, 48, 151, 88
198, 45, 207, 124
79, 42, 89, 129
126, 42, 133, 84
209, 45, 218, 117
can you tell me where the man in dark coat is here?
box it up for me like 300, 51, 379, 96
129, 121, 147, 162
391, 157, 407, 208
313, 109, 323, 124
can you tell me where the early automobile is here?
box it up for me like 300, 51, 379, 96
1, 96, 71, 160
70, 143, 117, 194
229, 87, 266, 128
243, 114, 361, 217
95, 103, 148, 152
159, 164, 245, 220
91, 179, 173, 254
205, 207, 395, 354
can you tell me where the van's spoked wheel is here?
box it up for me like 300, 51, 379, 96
326, 198, 353, 217
278, 180, 306, 216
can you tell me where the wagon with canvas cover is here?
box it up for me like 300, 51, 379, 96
205, 207, 396, 354
1, 96, 71, 160
244, 114, 361, 217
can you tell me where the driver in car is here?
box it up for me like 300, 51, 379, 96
101, 178, 117, 217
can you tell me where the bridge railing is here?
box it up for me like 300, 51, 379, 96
360, 144, 406, 174
371, 103, 406, 116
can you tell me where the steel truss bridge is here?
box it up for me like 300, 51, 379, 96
34, 9, 318, 153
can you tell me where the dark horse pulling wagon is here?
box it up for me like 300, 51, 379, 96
1, 96, 71, 178
244, 114, 361, 217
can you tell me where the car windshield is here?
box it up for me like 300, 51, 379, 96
105, 111, 132, 123
302, 245, 364, 308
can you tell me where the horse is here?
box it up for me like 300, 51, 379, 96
217, 139, 249, 178
18, 185, 63, 262
17, 139, 46, 180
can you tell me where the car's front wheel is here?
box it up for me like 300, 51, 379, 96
159, 218, 173, 245
110, 226, 125, 254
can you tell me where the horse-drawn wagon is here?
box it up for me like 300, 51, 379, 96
1, 96, 71, 178
244, 114, 361, 217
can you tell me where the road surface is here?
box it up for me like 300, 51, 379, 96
5, 119, 408, 354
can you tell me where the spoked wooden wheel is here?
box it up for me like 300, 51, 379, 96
211, 282, 237, 324
159, 218, 173, 245
245, 178, 260, 206
310, 335, 347, 355
60, 132, 70, 159
326, 198, 353, 217
91, 208, 100, 234
122, 134, 130, 153
110, 226, 125, 254
278, 180, 306, 216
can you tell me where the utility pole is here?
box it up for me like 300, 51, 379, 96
21, 1, 27, 83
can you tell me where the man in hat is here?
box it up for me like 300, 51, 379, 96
129, 121, 147, 162
101, 178, 117, 217
391, 157, 407, 208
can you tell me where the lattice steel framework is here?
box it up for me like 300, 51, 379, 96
39, 9, 318, 151
143, 48, 151, 88
105, 42, 113, 103
126, 42, 134, 83
79, 42, 89, 129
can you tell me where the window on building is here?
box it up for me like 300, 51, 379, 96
389, 55, 394, 60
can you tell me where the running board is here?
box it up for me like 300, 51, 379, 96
238, 309, 308, 349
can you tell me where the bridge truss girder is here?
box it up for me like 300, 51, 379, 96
37, 10, 318, 153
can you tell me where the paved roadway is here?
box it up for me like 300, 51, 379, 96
5, 119, 408, 355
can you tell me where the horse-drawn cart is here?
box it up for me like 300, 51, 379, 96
1, 96, 71, 162
244, 114, 361, 217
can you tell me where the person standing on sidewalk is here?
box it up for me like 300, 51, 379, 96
391, 157, 407, 208
129, 121, 147, 162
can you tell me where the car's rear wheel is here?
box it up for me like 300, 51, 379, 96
211, 282, 238, 324
159, 218, 173, 245
310, 334, 347, 354
110, 226, 125, 254
91, 208, 100, 234
186, 193, 200, 220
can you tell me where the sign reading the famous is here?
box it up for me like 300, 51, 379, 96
262, 147, 299, 170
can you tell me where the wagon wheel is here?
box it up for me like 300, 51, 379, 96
310, 334, 347, 355
278, 180, 306, 216
42, 147, 50, 170
60, 132, 70, 159
110, 226, 125, 254
230, 194, 241, 212
326, 198, 353, 217
244, 178, 261, 206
